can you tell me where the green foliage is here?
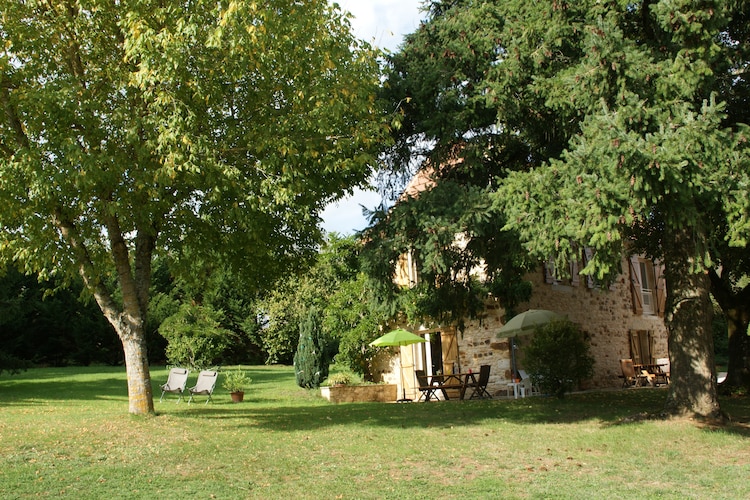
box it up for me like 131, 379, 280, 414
0, 351, 29, 375
221, 367, 252, 393
0, 266, 120, 367
159, 303, 234, 370
323, 371, 355, 386
362, 180, 533, 333
259, 235, 382, 371
293, 308, 329, 389
323, 272, 384, 379
524, 320, 595, 399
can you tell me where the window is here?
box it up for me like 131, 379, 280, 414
629, 255, 664, 317
543, 247, 594, 288
639, 260, 656, 315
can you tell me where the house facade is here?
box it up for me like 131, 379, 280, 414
380, 253, 668, 399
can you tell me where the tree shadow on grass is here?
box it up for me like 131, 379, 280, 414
0, 377, 128, 405
0, 365, 295, 405
167, 389, 750, 435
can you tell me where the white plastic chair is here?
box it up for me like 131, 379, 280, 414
518, 370, 539, 397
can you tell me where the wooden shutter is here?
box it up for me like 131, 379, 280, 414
629, 330, 653, 365
441, 331, 459, 374
628, 256, 643, 315
647, 331, 655, 365
629, 330, 640, 364
654, 260, 666, 318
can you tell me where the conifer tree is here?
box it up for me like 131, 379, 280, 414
294, 308, 329, 389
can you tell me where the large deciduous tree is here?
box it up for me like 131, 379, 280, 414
0, 0, 385, 414
378, 0, 748, 419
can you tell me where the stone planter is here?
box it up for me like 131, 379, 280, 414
320, 384, 398, 403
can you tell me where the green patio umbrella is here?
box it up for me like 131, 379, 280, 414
497, 309, 565, 379
370, 329, 426, 402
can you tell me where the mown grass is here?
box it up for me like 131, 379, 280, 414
1, 365, 748, 499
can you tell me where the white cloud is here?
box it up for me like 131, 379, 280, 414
337, 0, 424, 51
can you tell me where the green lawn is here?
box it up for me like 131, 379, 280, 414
1, 366, 748, 499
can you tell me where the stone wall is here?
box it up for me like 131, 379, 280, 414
456, 258, 668, 396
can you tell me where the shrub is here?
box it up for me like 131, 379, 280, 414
294, 308, 330, 389
524, 320, 595, 398
324, 372, 355, 386
158, 303, 234, 370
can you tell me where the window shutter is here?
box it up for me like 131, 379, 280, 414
629, 330, 652, 365
629, 330, 641, 364
654, 260, 666, 318
629, 256, 643, 315
441, 331, 459, 374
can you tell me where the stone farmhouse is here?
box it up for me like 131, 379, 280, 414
377, 169, 668, 400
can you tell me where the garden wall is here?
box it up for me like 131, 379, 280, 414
320, 384, 398, 403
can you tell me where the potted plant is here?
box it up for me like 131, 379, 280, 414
222, 367, 252, 402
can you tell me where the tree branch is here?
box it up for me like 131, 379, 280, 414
103, 211, 143, 329
0, 74, 30, 151
52, 208, 122, 330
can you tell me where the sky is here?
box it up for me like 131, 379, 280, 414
320, 0, 425, 235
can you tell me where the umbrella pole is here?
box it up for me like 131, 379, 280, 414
397, 346, 411, 403
511, 337, 517, 380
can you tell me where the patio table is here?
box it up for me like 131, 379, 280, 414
428, 372, 476, 400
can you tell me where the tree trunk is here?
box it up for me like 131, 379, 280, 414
708, 269, 750, 392
662, 225, 723, 420
121, 326, 155, 415
723, 308, 750, 390
54, 212, 156, 415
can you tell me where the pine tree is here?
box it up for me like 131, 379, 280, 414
376, 0, 749, 418
294, 308, 329, 389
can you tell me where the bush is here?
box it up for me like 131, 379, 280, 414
524, 320, 595, 398
324, 372, 355, 386
158, 303, 234, 370
294, 308, 330, 389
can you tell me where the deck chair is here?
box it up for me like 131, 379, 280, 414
620, 359, 646, 388
468, 365, 493, 399
160, 367, 189, 403
187, 370, 218, 404
415, 370, 439, 402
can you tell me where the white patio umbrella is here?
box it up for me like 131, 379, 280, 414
370, 329, 426, 402
497, 309, 565, 378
